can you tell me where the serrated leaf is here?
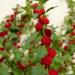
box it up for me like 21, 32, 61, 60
4, 40, 13, 50
14, 50, 22, 61
0, 64, 9, 75
8, 32, 17, 38
4, 15, 9, 19
34, 0, 47, 3
33, 46, 47, 62
69, 44, 75, 54
22, 32, 41, 50
63, 53, 71, 61
53, 51, 64, 65
31, 64, 48, 75
52, 32, 59, 41
34, 32, 42, 43
0, 38, 5, 45
41, 0, 47, 3
13, 69, 22, 75
33, 14, 38, 19
65, 29, 72, 34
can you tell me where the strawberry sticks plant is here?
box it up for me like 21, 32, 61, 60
0, 0, 73, 75
62, 0, 75, 74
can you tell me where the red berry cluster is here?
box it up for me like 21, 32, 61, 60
48, 69, 58, 75
5, 14, 16, 28
40, 48, 56, 68
0, 12, 24, 68
0, 47, 5, 51
33, 3, 58, 75
17, 61, 26, 71
0, 31, 8, 37
0, 57, 5, 63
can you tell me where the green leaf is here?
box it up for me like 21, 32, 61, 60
62, 53, 71, 61
34, 0, 47, 4
52, 32, 59, 41
34, 32, 42, 43
0, 64, 9, 75
69, 44, 75, 54
0, 21, 5, 28
22, 32, 41, 50
33, 46, 47, 62
41, 0, 47, 3
14, 50, 22, 61
50, 62, 61, 69
0, 38, 5, 45
65, 29, 72, 34
31, 64, 48, 75
8, 32, 17, 38
22, 36, 31, 50
13, 68, 22, 75
4, 15, 9, 19
32, 14, 38, 19
4, 40, 13, 50
53, 51, 64, 65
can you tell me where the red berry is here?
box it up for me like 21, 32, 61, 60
72, 23, 75, 29
9, 15, 14, 22
0, 31, 8, 37
32, 3, 38, 8
9, 17, 14, 22
48, 69, 58, 75
33, 9, 39, 13
41, 36, 52, 46
14, 11, 18, 16
5, 22, 11, 28
38, 9, 45, 15
35, 22, 43, 31
6, 14, 15, 22
0, 47, 5, 51
39, 16, 49, 24
17, 45, 21, 48
41, 55, 52, 67
0, 57, 5, 63
68, 40, 75, 44
13, 42, 17, 46
17, 61, 26, 71
47, 48, 56, 58
45, 29, 52, 37
33, 9, 45, 15
16, 32, 22, 36
64, 45, 68, 50
70, 31, 75, 36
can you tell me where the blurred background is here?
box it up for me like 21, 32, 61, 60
0, 0, 68, 26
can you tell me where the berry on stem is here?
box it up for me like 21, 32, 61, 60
17, 61, 26, 71
5, 22, 11, 28
0, 47, 5, 51
47, 48, 56, 58
45, 29, 52, 37
48, 69, 58, 75
0, 31, 8, 37
35, 22, 43, 31
41, 55, 52, 67
0, 57, 5, 63
33, 9, 45, 15
41, 36, 52, 46
32, 3, 38, 8
39, 16, 49, 24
